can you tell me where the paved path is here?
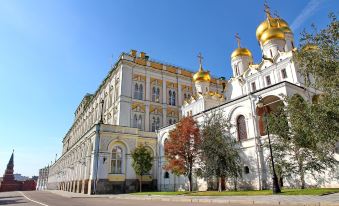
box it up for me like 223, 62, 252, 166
48, 190, 339, 206
0, 190, 338, 206
0, 191, 275, 206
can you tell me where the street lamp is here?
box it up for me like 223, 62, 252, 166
99, 99, 104, 124
256, 96, 281, 194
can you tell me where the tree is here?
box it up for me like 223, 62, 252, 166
266, 13, 339, 189
268, 95, 338, 189
164, 116, 201, 191
294, 13, 338, 96
131, 145, 153, 192
200, 111, 242, 192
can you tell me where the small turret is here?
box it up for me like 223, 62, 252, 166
230, 33, 253, 77
193, 52, 211, 94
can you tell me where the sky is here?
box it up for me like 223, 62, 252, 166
0, 0, 337, 177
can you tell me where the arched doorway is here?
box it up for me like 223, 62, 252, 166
256, 95, 284, 136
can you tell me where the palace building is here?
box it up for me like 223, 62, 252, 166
47, 6, 338, 194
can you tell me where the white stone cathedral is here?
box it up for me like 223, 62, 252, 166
46, 7, 338, 194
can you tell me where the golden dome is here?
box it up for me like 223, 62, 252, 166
260, 27, 285, 45
231, 48, 252, 59
276, 18, 288, 27
280, 26, 292, 34
193, 67, 211, 82
256, 18, 292, 41
302, 44, 319, 52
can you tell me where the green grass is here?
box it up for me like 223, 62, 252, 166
130, 188, 339, 196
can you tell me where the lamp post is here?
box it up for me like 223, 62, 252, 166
257, 96, 281, 194
99, 99, 104, 124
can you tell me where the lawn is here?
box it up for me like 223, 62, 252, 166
131, 188, 339, 196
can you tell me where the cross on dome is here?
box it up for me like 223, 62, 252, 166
197, 52, 204, 71
235, 33, 241, 48
264, 1, 271, 18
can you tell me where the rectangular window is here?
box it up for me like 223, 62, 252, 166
281, 69, 288, 79
251, 82, 256, 91
265, 75, 271, 86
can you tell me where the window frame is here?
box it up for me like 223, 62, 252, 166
111, 146, 123, 174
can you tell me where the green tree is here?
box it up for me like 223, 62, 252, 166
200, 111, 242, 192
295, 13, 338, 96
268, 95, 338, 189
267, 13, 339, 189
131, 145, 153, 192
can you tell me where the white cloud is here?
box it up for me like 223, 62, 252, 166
291, 0, 326, 31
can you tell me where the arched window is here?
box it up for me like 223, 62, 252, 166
164, 139, 168, 156
139, 84, 143, 100
172, 91, 176, 106
151, 117, 156, 132
168, 91, 172, 104
111, 146, 123, 174
244, 166, 250, 174
134, 83, 139, 99
138, 115, 142, 130
152, 87, 156, 102
169, 119, 172, 125
156, 117, 160, 130
184, 93, 187, 99
237, 115, 247, 141
156, 87, 160, 102
164, 171, 170, 179
133, 114, 138, 128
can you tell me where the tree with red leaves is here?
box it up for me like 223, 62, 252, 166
164, 116, 201, 191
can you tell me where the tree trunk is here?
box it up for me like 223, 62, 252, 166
300, 171, 305, 189
139, 175, 142, 192
298, 154, 305, 189
188, 172, 193, 192
218, 177, 222, 192
234, 177, 238, 191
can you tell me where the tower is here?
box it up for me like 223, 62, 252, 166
256, 3, 294, 59
230, 33, 253, 77
0, 151, 20, 192
193, 52, 211, 94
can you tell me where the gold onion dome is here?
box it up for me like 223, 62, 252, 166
302, 44, 319, 52
256, 18, 292, 41
231, 47, 252, 59
193, 65, 211, 82
260, 27, 285, 45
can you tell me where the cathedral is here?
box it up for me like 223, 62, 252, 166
46, 6, 339, 194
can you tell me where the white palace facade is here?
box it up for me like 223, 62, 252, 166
46, 7, 339, 194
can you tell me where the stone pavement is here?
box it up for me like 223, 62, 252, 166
48, 190, 339, 206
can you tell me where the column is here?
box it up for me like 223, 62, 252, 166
145, 104, 150, 132
162, 79, 167, 104
178, 84, 182, 106
146, 75, 150, 101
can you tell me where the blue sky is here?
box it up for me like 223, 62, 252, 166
0, 0, 336, 177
